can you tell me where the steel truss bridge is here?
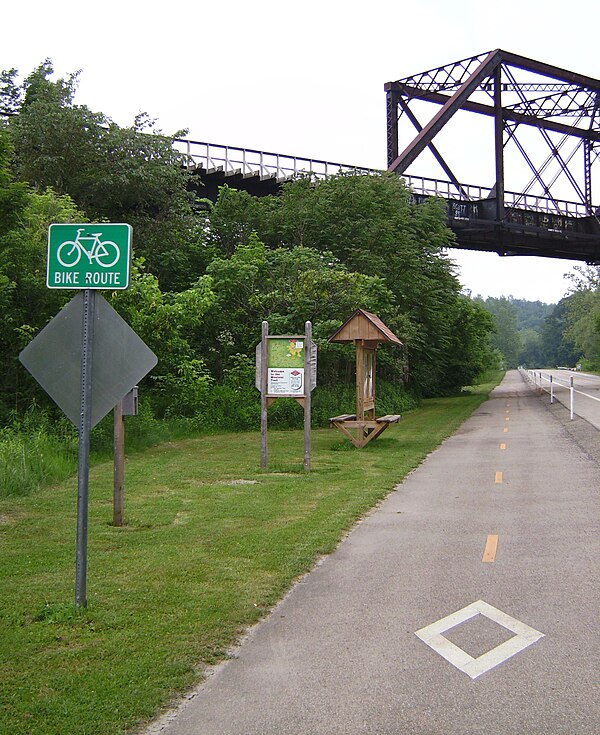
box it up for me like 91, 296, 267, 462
179, 50, 600, 263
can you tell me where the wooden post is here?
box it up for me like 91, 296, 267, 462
260, 321, 269, 469
356, 340, 365, 421
303, 321, 312, 472
369, 349, 376, 420
113, 398, 125, 527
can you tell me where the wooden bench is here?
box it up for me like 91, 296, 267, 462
329, 413, 401, 448
376, 414, 401, 424
329, 414, 357, 424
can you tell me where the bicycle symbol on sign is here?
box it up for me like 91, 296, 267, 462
57, 228, 120, 268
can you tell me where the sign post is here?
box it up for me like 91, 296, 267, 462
260, 321, 269, 470
303, 321, 312, 471
19, 223, 157, 608
75, 289, 96, 608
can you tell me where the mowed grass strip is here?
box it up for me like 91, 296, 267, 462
0, 375, 501, 735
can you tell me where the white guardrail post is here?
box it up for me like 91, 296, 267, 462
570, 376, 574, 420
550, 374, 554, 404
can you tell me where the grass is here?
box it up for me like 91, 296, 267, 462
0, 371, 502, 735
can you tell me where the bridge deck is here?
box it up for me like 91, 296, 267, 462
177, 138, 600, 263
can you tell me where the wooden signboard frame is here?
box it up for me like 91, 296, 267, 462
256, 321, 316, 471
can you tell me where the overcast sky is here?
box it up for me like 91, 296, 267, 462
3, 0, 598, 304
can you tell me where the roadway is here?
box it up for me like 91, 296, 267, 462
526, 368, 600, 429
147, 370, 599, 735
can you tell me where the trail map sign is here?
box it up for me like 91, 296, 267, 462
47, 223, 132, 290
255, 337, 317, 395
268, 338, 305, 395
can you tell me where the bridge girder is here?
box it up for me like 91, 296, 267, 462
385, 49, 600, 220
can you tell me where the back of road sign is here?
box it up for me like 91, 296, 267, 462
19, 292, 157, 427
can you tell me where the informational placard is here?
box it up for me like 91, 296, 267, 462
255, 337, 316, 393
267, 337, 305, 396
47, 223, 132, 290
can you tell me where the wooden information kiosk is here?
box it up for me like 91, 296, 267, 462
328, 309, 403, 448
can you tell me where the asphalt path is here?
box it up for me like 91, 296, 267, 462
148, 371, 599, 735
526, 368, 600, 429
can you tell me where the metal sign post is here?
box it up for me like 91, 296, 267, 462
75, 289, 96, 608
19, 222, 158, 609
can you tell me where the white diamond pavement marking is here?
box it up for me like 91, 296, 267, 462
415, 600, 545, 679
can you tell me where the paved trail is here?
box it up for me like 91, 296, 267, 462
150, 371, 599, 735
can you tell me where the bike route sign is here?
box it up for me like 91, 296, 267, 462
47, 223, 132, 290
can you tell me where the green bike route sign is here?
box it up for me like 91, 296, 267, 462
47, 223, 132, 290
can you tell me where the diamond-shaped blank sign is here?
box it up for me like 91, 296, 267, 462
19, 292, 157, 428
415, 599, 544, 679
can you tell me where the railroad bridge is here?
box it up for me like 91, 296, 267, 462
180, 50, 600, 263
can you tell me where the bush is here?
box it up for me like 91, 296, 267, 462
0, 408, 77, 497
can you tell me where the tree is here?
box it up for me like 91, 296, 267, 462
0, 147, 85, 418
441, 297, 497, 389
207, 174, 482, 395
108, 262, 216, 417
478, 296, 522, 368
518, 328, 544, 368
540, 299, 578, 367
200, 233, 401, 383
5, 60, 209, 291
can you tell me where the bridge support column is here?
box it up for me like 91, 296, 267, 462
584, 140, 593, 214
386, 90, 399, 169
494, 66, 505, 226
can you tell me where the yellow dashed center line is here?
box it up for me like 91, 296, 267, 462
500, 443, 506, 450
482, 534, 499, 562
495, 471, 503, 484
503, 427, 509, 433
505, 417, 510, 421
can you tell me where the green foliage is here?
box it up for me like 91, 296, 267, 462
1, 59, 499, 438
540, 298, 578, 367
439, 296, 497, 390
108, 261, 216, 417
518, 327, 544, 367
207, 175, 491, 396
510, 297, 555, 331
0, 408, 77, 497
6, 61, 209, 292
0, 157, 85, 418
202, 232, 399, 382
477, 296, 522, 369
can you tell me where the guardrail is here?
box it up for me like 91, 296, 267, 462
520, 368, 600, 420
172, 138, 596, 218
173, 138, 379, 181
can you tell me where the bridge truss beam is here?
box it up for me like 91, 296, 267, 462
385, 50, 600, 255
385, 49, 600, 216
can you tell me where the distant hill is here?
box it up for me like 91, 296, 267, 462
509, 298, 555, 331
